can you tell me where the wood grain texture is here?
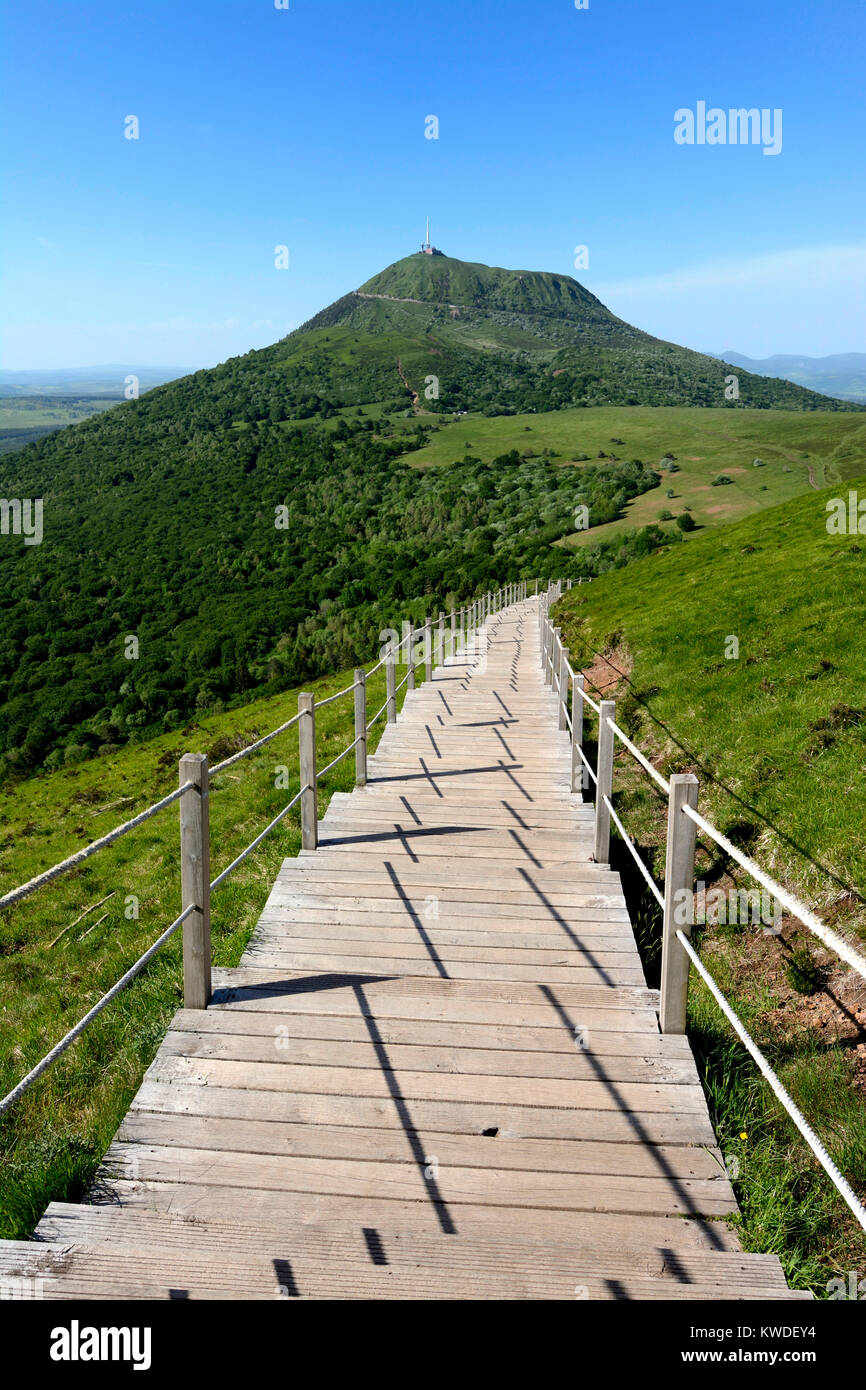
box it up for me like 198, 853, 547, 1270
19, 597, 806, 1300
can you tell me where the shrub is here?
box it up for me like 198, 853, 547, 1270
676, 513, 697, 532
712, 475, 734, 486
786, 947, 823, 995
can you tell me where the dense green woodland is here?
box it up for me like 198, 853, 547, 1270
2, 252, 860, 779
0, 398, 665, 777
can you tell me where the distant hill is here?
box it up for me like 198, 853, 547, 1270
292, 253, 860, 413
1, 248, 863, 777
0, 367, 189, 455
709, 351, 866, 404
0, 366, 186, 398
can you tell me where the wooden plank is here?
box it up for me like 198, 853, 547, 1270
117, 1112, 721, 1178
168, 1007, 693, 1058
212, 966, 659, 1012
34, 1204, 790, 1288
76, 1179, 744, 1251
98, 1141, 738, 1217
130, 1079, 718, 1145
142, 1053, 711, 1113
239, 946, 648, 986
156, 1029, 697, 1084
16, 593, 801, 1301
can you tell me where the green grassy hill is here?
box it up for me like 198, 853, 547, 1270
400, 405, 866, 539
0, 657, 398, 1239
298, 252, 860, 414
2, 249, 862, 782
552, 479, 866, 1283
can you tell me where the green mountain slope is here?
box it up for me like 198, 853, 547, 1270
1, 250, 862, 780
554, 477, 866, 924
552, 479, 866, 1280
295, 253, 861, 413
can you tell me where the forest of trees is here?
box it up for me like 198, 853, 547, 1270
0, 390, 670, 779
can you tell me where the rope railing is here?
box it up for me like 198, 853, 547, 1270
317, 739, 362, 780
603, 795, 665, 909
210, 785, 310, 893
683, 804, 866, 983
677, 930, 866, 1236
0, 578, 532, 1113
0, 781, 196, 912
540, 588, 866, 1233
606, 717, 671, 796
0, 903, 196, 1117
314, 680, 361, 709
210, 711, 302, 774
365, 699, 389, 732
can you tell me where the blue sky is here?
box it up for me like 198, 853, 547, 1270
2, 0, 864, 368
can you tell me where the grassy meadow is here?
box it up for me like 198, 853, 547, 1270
0, 658, 401, 1239
401, 405, 866, 542
553, 476, 866, 1290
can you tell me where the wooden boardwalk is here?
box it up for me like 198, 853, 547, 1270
3, 599, 808, 1299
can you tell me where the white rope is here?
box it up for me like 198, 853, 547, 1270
210, 785, 309, 891
606, 717, 671, 795
603, 796, 665, 908
683, 806, 866, 983
0, 904, 196, 1115
365, 699, 389, 731
318, 738, 361, 779
315, 680, 360, 709
0, 783, 196, 912
676, 930, 866, 1235
575, 741, 597, 786
210, 712, 301, 773
566, 670, 601, 716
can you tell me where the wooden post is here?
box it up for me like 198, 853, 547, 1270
450, 608, 455, 660
179, 753, 211, 1010
552, 627, 562, 702
386, 645, 397, 723
424, 617, 432, 683
437, 611, 445, 666
298, 692, 317, 850
558, 644, 569, 731
354, 670, 367, 785
593, 699, 616, 865
407, 631, 416, 691
571, 673, 585, 792
546, 624, 557, 688
660, 774, 700, 1034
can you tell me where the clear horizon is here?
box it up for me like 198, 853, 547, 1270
2, 0, 864, 370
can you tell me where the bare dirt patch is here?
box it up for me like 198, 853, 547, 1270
708, 903, 866, 1097
580, 643, 633, 696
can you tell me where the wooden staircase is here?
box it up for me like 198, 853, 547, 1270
1, 599, 810, 1299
